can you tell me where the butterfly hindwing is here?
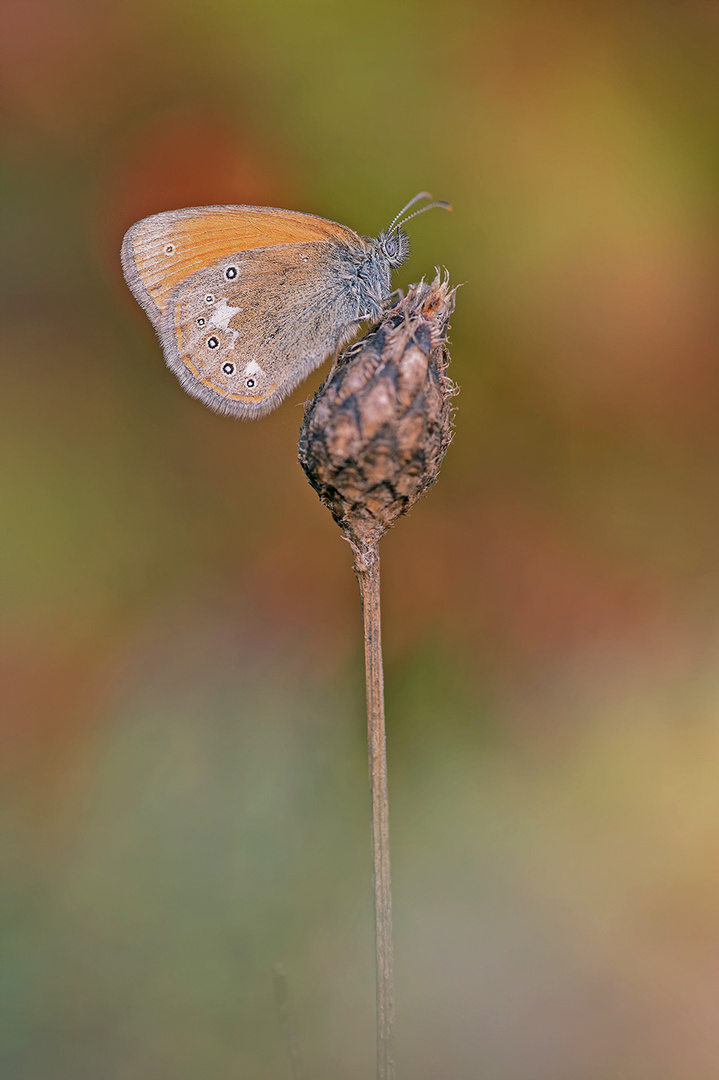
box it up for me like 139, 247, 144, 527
157, 241, 367, 418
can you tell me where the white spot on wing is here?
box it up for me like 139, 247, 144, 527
209, 298, 243, 331
244, 360, 263, 376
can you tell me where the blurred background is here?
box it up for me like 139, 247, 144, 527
3, 0, 719, 1076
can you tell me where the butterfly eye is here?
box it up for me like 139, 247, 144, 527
225, 266, 238, 280
207, 336, 219, 349
196, 317, 206, 327
164, 244, 175, 255
205, 294, 214, 304
246, 378, 256, 389
222, 362, 234, 375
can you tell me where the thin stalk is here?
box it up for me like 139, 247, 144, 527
272, 964, 305, 1080
354, 545, 395, 1080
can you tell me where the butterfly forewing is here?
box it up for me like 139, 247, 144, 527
121, 205, 362, 322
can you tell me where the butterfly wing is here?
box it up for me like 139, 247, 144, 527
121, 204, 362, 326
157, 240, 369, 418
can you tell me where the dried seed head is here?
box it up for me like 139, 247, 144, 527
299, 273, 457, 565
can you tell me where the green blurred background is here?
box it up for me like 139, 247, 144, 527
4, 0, 719, 1076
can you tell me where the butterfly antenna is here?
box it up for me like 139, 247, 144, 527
387, 192, 433, 234
396, 200, 452, 230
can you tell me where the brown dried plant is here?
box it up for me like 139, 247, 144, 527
299, 273, 458, 1080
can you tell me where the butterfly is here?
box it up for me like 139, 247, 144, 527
120, 192, 450, 418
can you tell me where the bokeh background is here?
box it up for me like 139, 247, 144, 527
4, 0, 719, 1076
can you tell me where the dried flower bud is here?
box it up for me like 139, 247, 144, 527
299, 273, 457, 564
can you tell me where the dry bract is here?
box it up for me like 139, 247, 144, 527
298, 273, 457, 562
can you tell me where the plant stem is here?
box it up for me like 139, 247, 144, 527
272, 964, 305, 1080
354, 545, 396, 1080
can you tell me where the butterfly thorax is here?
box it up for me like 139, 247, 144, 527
352, 229, 410, 319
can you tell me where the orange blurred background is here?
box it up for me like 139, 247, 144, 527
4, 1, 719, 1077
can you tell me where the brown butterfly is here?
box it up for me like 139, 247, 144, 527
120, 193, 450, 418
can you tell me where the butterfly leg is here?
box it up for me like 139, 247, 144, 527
384, 287, 405, 308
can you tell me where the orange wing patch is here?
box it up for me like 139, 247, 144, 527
121, 204, 359, 321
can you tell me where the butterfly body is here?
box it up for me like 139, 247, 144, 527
121, 198, 446, 418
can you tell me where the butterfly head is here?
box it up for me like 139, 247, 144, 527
377, 227, 411, 269
378, 192, 452, 271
